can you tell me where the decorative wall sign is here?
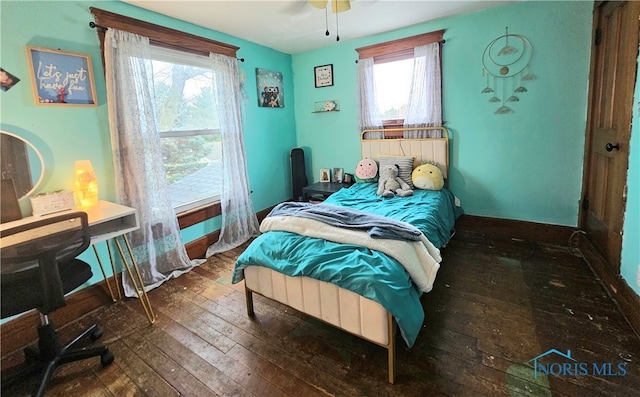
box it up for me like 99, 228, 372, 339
314, 64, 333, 88
481, 28, 535, 114
256, 68, 284, 108
26, 46, 97, 106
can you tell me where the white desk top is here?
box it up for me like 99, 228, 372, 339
1, 201, 139, 244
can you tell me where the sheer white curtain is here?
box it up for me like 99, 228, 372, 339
357, 57, 384, 140
205, 53, 260, 256
404, 42, 442, 138
104, 29, 203, 297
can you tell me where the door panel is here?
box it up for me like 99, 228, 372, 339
583, 1, 639, 269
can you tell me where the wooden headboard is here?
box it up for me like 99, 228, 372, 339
361, 127, 450, 178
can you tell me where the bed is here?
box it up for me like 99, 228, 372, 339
232, 127, 462, 383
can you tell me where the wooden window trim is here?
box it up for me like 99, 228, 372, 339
357, 30, 445, 138
90, 7, 237, 229
178, 201, 222, 229
89, 8, 238, 58
355, 30, 444, 62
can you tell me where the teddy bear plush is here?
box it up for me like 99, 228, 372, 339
411, 163, 444, 190
377, 164, 414, 198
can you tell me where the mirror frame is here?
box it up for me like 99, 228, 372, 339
1, 130, 45, 199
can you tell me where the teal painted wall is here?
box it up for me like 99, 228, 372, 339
1, 0, 638, 304
292, 0, 640, 296
0, 1, 295, 292
620, 49, 640, 295
293, 1, 593, 227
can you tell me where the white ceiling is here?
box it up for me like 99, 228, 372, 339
121, 0, 514, 54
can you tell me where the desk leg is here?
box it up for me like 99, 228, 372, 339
106, 243, 122, 300
92, 245, 121, 302
113, 234, 156, 324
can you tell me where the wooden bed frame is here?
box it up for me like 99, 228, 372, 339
243, 127, 450, 384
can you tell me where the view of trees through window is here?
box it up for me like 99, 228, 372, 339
151, 50, 222, 212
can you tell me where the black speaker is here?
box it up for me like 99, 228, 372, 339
290, 148, 308, 202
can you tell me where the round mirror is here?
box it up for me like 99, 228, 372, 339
1, 130, 45, 199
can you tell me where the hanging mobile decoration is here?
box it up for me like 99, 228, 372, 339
481, 27, 535, 114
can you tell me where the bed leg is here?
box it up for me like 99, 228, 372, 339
245, 286, 255, 317
387, 312, 396, 384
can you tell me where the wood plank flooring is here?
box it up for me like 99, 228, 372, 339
2, 232, 639, 396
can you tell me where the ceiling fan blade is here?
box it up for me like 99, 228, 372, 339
309, 0, 329, 9
280, 0, 312, 16
331, 0, 351, 13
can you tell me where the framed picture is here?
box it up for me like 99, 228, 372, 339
320, 168, 331, 183
25, 46, 97, 106
333, 168, 344, 184
314, 64, 333, 88
1, 67, 20, 92
343, 173, 354, 186
256, 68, 284, 108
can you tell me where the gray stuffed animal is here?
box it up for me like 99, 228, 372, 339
376, 164, 413, 198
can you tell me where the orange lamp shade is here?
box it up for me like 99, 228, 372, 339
74, 160, 98, 207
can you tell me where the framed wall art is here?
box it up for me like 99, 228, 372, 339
256, 68, 284, 108
26, 46, 97, 106
0, 67, 20, 92
320, 168, 330, 183
333, 168, 343, 183
314, 64, 333, 88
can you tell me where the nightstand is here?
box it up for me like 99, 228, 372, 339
302, 182, 345, 202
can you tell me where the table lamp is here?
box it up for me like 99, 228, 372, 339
74, 160, 98, 207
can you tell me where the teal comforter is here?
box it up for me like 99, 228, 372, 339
233, 183, 462, 347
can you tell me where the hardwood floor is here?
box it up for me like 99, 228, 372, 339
2, 232, 639, 396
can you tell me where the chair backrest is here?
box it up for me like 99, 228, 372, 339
1, 211, 91, 314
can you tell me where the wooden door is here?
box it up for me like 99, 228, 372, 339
582, 1, 639, 269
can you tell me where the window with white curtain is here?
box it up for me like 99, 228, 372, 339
373, 57, 414, 121
149, 46, 222, 213
356, 30, 444, 138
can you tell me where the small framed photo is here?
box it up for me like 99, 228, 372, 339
320, 168, 331, 183
343, 173, 354, 186
1, 67, 20, 92
333, 168, 344, 183
314, 64, 333, 88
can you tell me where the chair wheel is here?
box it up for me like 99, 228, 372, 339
101, 350, 114, 366
90, 327, 104, 341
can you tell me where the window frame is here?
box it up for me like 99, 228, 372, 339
90, 7, 239, 227
149, 45, 223, 213
356, 30, 444, 137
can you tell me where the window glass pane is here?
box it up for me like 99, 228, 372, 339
151, 47, 221, 212
151, 60, 219, 132
162, 134, 221, 212
374, 58, 414, 120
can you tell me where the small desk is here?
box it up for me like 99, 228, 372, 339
302, 182, 346, 201
0, 201, 155, 324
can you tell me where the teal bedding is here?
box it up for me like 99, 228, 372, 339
233, 183, 462, 347
324, 183, 462, 249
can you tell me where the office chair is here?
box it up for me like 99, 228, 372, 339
1, 211, 114, 397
